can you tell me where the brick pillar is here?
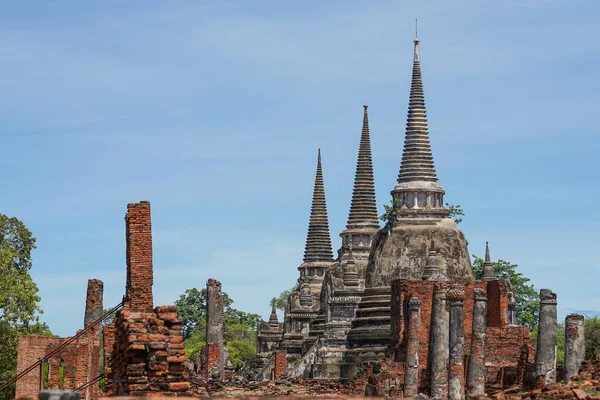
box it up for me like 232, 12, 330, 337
448, 287, 465, 400
102, 326, 115, 396
83, 279, 103, 400
204, 278, 224, 380
564, 314, 585, 383
47, 354, 61, 390
534, 289, 557, 387
274, 350, 287, 380
430, 288, 449, 399
467, 288, 488, 396
404, 297, 421, 397
84, 279, 104, 328
125, 201, 153, 312
75, 334, 89, 392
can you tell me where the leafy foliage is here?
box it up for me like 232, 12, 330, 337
175, 288, 260, 369
175, 288, 233, 338
228, 340, 256, 369
584, 317, 600, 359
183, 329, 206, 360
472, 256, 539, 330
446, 203, 464, 225
270, 282, 299, 311
0, 321, 53, 399
0, 214, 51, 400
379, 197, 399, 233
0, 214, 42, 326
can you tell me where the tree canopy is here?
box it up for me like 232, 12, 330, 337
472, 256, 539, 330
175, 288, 260, 369
0, 214, 51, 399
270, 282, 299, 311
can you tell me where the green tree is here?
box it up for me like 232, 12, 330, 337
270, 283, 299, 311
228, 340, 256, 369
0, 214, 51, 400
379, 197, 399, 233
175, 288, 233, 339
175, 288, 259, 369
584, 316, 600, 359
446, 203, 464, 225
0, 214, 41, 326
472, 257, 539, 330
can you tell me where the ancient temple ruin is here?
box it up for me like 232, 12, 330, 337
251, 32, 561, 395
9, 27, 591, 400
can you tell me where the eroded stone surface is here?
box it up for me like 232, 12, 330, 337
535, 289, 558, 386
565, 314, 585, 384
365, 221, 473, 289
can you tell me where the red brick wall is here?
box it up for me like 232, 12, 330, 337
15, 335, 60, 398
111, 306, 190, 396
487, 280, 510, 328
102, 325, 116, 397
125, 201, 153, 312
75, 331, 89, 392
391, 279, 531, 391
274, 350, 287, 380
486, 326, 532, 370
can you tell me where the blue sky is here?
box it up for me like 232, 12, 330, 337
1, 1, 599, 337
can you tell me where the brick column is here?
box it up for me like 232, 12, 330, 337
83, 279, 103, 400
205, 278, 224, 380
84, 279, 104, 328
75, 334, 89, 392
430, 288, 449, 399
564, 314, 585, 383
274, 350, 287, 380
125, 201, 153, 312
448, 287, 465, 400
101, 326, 115, 396
404, 297, 421, 397
534, 289, 557, 386
467, 288, 488, 396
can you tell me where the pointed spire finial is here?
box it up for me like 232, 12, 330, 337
269, 300, 279, 325
481, 241, 496, 281
413, 19, 420, 62
415, 18, 418, 38
397, 29, 438, 184
345, 104, 379, 231
303, 149, 334, 263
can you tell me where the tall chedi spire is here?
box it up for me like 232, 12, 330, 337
283, 149, 334, 356
346, 105, 379, 230
303, 149, 334, 263
339, 105, 380, 263
347, 25, 474, 366
392, 26, 449, 220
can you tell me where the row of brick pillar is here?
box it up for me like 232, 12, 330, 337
534, 289, 585, 386
403, 287, 585, 399
404, 286, 484, 399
